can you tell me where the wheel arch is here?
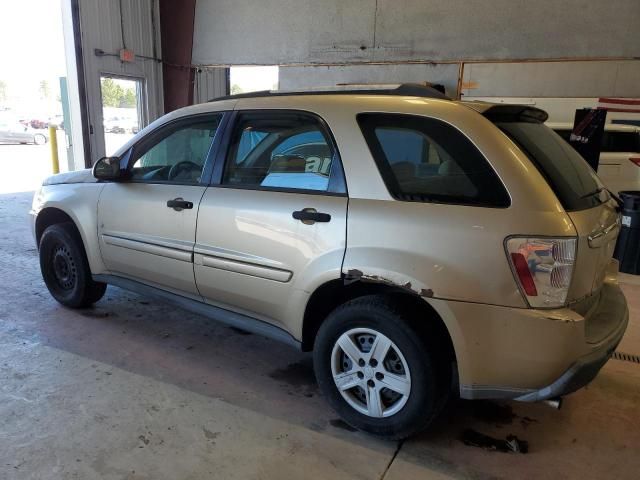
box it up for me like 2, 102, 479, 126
301, 279, 458, 371
35, 207, 78, 245
35, 202, 106, 275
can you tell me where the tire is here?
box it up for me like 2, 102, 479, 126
34, 134, 47, 145
313, 295, 446, 439
39, 223, 107, 308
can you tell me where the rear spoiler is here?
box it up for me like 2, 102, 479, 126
481, 105, 549, 124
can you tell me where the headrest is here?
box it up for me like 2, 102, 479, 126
270, 154, 306, 173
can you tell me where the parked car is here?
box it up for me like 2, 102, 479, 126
29, 118, 49, 129
0, 119, 48, 145
103, 116, 139, 134
31, 85, 628, 438
103, 117, 126, 134
548, 122, 640, 194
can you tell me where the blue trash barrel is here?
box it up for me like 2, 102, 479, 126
614, 191, 640, 275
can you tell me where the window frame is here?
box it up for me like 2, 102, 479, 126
210, 109, 348, 197
115, 112, 230, 186
357, 113, 511, 208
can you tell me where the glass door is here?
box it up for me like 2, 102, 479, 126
99, 75, 144, 156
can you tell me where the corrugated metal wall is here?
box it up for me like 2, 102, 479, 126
76, 0, 163, 163
193, 67, 229, 103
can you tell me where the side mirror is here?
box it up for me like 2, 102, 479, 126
93, 156, 122, 181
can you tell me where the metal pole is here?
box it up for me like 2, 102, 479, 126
49, 125, 60, 174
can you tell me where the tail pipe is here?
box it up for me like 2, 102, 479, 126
542, 397, 563, 409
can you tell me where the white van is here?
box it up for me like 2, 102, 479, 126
547, 122, 640, 194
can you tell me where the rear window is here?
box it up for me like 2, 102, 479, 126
357, 114, 510, 208
498, 122, 606, 211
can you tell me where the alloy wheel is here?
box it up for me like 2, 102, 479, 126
331, 327, 411, 418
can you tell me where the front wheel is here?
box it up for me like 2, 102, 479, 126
313, 295, 444, 439
39, 223, 107, 308
34, 133, 47, 145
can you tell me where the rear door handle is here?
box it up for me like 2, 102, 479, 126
292, 208, 331, 224
167, 197, 193, 211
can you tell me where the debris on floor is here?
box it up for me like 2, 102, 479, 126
461, 428, 529, 454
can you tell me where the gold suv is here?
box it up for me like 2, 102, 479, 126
31, 84, 628, 438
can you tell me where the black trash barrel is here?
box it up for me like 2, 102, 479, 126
614, 191, 640, 275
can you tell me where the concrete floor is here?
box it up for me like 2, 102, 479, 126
1, 189, 640, 480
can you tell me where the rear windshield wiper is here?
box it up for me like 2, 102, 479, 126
580, 187, 623, 211
579, 187, 605, 200
607, 189, 624, 211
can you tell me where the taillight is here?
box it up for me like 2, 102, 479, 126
506, 237, 577, 308
630, 157, 640, 167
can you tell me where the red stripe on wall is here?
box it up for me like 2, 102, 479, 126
598, 98, 640, 106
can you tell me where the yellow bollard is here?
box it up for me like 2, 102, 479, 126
49, 125, 60, 174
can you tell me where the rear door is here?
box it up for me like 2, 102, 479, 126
194, 110, 348, 332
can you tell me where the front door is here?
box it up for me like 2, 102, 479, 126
97, 113, 224, 297
195, 110, 348, 332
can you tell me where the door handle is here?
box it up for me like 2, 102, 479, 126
167, 197, 193, 211
292, 208, 331, 224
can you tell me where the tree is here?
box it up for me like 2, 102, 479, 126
39, 80, 51, 100
100, 78, 124, 107
230, 84, 243, 95
120, 88, 137, 108
0, 80, 7, 104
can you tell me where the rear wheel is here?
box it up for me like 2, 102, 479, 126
313, 295, 445, 439
34, 133, 47, 145
39, 223, 106, 308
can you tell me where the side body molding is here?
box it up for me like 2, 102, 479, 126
93, 274, 301, 348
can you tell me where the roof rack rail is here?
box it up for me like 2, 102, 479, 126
209, 83, 450, 102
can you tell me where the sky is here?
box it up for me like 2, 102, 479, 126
0, 0, 67, 114
230, 66, 279, 92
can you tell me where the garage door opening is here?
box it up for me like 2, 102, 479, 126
0, 0, 67, 194
100, 75, 144, 156
230, 66, 279, 95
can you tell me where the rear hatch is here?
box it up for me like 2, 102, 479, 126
483, 106, 621, 303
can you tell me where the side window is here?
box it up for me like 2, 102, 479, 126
129, 115, 222, 184
357, 113, 510, 207
222, 112, 338, 192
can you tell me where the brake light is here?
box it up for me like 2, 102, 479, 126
630, 157, 640, 167
510, 253, 538, 296
506, 237, 577, 308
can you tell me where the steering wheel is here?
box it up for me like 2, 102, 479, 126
168, 160, 200, 181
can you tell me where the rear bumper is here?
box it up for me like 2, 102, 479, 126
515, 283, 628, 402
442, 275, 629, 401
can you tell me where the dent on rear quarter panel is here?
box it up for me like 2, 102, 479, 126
39, 183, 107, 275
